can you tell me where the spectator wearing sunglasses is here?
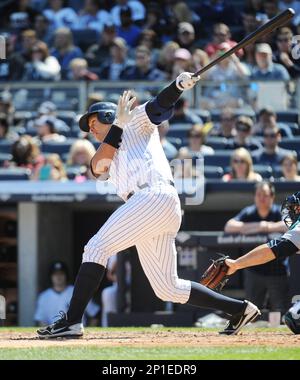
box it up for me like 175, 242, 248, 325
211, 108, 237, 138
227, 116, 262, 151
273, 27, 300, 79
179, 124, 214, 158
223, 147, 262, 182
253, 125, 295, 168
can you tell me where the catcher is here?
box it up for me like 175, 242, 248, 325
202, 191, 300, 334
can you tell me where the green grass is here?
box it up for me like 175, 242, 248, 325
0, 327, 299, 360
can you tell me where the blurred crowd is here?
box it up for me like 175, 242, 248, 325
0, 0, 300, 184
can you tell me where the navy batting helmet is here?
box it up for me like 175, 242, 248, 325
281, 191, 300, 228
79, 102, 117, 132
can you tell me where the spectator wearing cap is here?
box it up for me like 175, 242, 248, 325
179, 124, 214, 157
85, 24, 117, 68
26, 101, 70, 134
211, 108, 236, 138
158, 120, 178, 160
205, 23, 243, 58
76, 0, 112, 33
171, 48, 195, 79
251, 43, 290, 80
99, 37, 133, 80
51, 27, 83, 78
111, 0, 145, 27
68, 58, 99, 81
253, 125, 295, 168
273, 27, 300, 79
23, 41, 61, 81
34, 14, 53, 45
121, 45, 166, 80
227, 116, 262, 151
43, 0, 78, 30
197, 0, 239, 26
223, 148, 262, 182
34, 116, 66, 143
116, 6, 142, 48
176, 22, 196, 50
34, 261, 100, 326
169, 97, 203, 125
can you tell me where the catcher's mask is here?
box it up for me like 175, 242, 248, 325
281, 191, 300, 228
79, 102, 117, 132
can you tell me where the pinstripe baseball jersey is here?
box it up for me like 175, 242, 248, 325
108, 103, 174, 200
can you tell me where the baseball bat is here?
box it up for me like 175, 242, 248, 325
192, 8, 295, 77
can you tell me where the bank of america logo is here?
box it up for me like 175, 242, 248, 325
0, 295, 6, 320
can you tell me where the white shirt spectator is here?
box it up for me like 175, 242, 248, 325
111, 0, 145, 26
75, 10, 112, 32
34, 285, 99, 325
43, 7, 78, 30
30, 56, 61, 80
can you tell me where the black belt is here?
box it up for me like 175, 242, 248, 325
126, 180, 175, 201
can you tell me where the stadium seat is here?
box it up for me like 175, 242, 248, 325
41, 139, 78, 155
206, 137, 228, 150
0, 140, 13, 154
191, 109, 211, 123
167, 137, 182, 150
56, 111, 77, 129
279, 137, 300, 153
167, 124, 191, 140
203, 150, 233, 167
72, 29, 99, 52
0, 153, 12, 166
0, 167, 31, 180
204, 166, 224, 179
276, 109, 299, 123
253, 164, 273, 179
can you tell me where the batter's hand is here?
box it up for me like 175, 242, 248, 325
114, 90, 137, 128
176, 72, 200, 91
225, 259, 239, 276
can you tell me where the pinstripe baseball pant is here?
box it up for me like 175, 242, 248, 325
82, 184, 191, 304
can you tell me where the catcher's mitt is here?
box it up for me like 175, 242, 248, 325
200, 255, 230, 292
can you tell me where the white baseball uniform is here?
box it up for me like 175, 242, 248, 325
82, 103, 191, 304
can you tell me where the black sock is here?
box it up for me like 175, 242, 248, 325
187, 282, 245, 316
67, 262, 105, 324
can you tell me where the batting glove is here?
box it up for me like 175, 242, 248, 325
176, 72, 200, 91
114, 90, 137, 128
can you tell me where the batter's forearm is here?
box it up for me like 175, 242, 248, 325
235, 244, 276, 270
156, 80, 183, 109
91, 143, 116, 178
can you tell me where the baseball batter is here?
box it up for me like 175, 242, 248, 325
38, 73, 259, 338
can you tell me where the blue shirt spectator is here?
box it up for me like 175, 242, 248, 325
116, 6, 142, 48
111, 0, 145, 27
43, 0, 78, 30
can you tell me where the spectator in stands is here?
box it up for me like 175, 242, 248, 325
138, 29, 160, 63
169, 98, 203, 125
157, 41, 180, 78
23, 41, 61, 81
11, 135, 45, 176
43, 0, 78, 30
158, 120, 178, 160
273, 27, 300, 78
172, 1, 201, 25
51, 27, 83, 78
116, 6, 142, 48
222, 148, 262, 182
211, 108, 236, 138
173, 147, 194, 179
2, 0, 40, 29
192, 49, 210, 79
253, 125, 294, 167
245, 0, 264, 15
0, 92, 14, 126
251, 43, 290, 80
67, 139, 96, 179
253, 107, 291, 138
180, 124, 214, 157
121, 45, 166, 81
176, 22, 196, 50
34, 116, 66, 143
205, 23, 242, 58
69, 58, 99, 81
171, 48, 195, 79
0, 115, 18, 142
27, 101, 70, 133
99, 37, 132, 80
9, 29, 38, 80
227, 116, 262, 151
143, 4, 167, 41
34, 14, 53, 45
86, 92, 104, 109
85, 23, 117, 68
111, 0, 145, 26
76, 0, 112, 32
34, 154, 67, 181
34, 261, 100, 326
280, 153, 300, 181
263, 0, 280, 20
224, 181, 288, 315
197, 0, 239, 26
279, 1, 300, 21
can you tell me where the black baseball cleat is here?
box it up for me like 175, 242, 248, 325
37, 311, 84, 339
284, 311, 300, 334
219, 300, 261, 336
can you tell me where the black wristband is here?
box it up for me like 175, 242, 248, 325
103, 124, 123, 149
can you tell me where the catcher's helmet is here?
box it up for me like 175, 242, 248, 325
281, 191, 300, 228
285, 301, 300, 334
79, 102, 117, 132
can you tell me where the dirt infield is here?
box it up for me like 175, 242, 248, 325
0, 329, 300, 349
